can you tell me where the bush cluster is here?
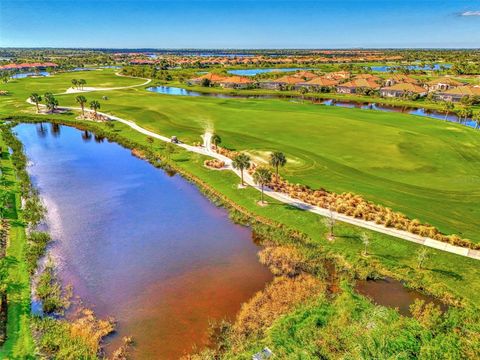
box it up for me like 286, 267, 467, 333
267, 176, 478, 249
204, 159, 225, 169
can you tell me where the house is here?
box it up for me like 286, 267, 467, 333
335, 78, 380, 94
380, 83, 427, 98
188, 73, 226, 85
259, 75, 304, 90
426, 77, 465, 92
292, 70, 317, 80
218, 75, 254, 89
353, 73, 382, 82
298, 76, 338, 90
435, 85, 480, 102
0, 62, 58, 71
325, 71, 350, 80
129, 59, 155, 65
384, 74, 418, 87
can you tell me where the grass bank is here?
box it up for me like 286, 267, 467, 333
0, 128, 35, 358
5, 115, 480, 308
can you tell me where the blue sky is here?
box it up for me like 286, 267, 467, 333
1, 0, 480, 48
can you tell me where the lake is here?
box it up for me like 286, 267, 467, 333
11, 71, 50, 79
17, 123, 271, 359
228, 68, 312, 76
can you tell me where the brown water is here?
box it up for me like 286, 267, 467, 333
355, 277, 446, 316
17, 123, 272, 359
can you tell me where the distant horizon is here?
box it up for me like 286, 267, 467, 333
1, 0, 480, 49
1, 47, 480, 51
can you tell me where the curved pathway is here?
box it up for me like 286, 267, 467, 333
25, 75, 480, 261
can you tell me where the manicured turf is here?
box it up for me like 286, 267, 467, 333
0, 137, 35, 358
1, 71, 480, 243
64, 87, 480, 242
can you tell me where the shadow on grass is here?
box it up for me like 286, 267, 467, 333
430, 268, 464, 281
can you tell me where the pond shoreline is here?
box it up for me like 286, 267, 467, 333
1, 116, 466, 358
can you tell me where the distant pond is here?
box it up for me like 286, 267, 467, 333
371, 63, 452, 72
17, 123, 271, 359
11, 71, 50, 79
228, 67, 312, 76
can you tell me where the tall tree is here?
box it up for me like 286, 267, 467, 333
79, 79, 86, 90
44, 93, 58, 113
473, 111, 480, 129
71, 79, 78, 89
269, 151, 287, 179
441, 101, 454, 121
232, 153, 251, 186
75, 95, 87, 117
29, 93, 42, 113
89, 100, 100, 119
211, 133, 221, 147
252, 167, 272, 205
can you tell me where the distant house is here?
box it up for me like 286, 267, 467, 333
435, 85, 480, 102
336, 78, 380, 94
293, 70, 318, 80
0, 62, 58, 71
426, 77, 465, 92
259, 75, 304, 90
218, 75, 254, 89
353, 73, 382, 82
188, 73, 227, 85
129, 59, 155, 65
325, 71, 351, 80
384, 74, 419, 87
298, 76, 339, 90
380, 83, 427, 98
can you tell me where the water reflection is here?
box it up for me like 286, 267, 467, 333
18, 123, 271, 359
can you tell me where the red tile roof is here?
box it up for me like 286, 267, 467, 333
381, 83, 427, 93
337, 78, 380, 89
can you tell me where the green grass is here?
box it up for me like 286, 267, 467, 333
1, 70, 480, 305
0, 137, 35, 359
12, 117, 479, 306
46, 85, 480, 243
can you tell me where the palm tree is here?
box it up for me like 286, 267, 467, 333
252, 167, 272, 205
79, 79, 86, 90
90, 100, 100, 119
441, 101, 454, 121
211, 133, 221, 147
29, 93, 42, 113
473, 111, 480, 129
232, 153, 251, 186
44, 93, 58, 113
71, 79, 78, 89
75, 95, 87, 117
269, 151, 287, 180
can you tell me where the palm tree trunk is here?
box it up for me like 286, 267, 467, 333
81, 105, 85, 117
36, 103, 39, 113
444, 111, 448, 121
261, 184, 264, 203
241, 169, 244, 186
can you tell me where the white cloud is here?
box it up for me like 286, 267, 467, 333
461, 11, 480, 16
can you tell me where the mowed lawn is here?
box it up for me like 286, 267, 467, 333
59, 88, 480, 242
2, 71, 480, 242
0, 68, 143, 115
